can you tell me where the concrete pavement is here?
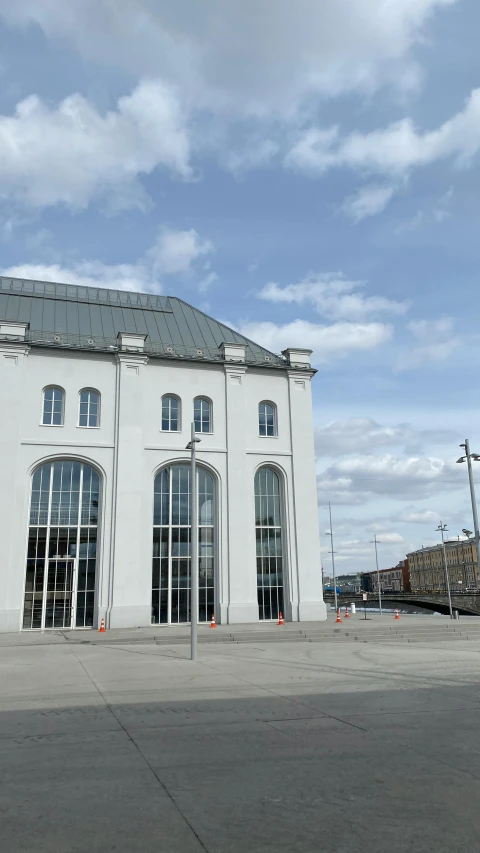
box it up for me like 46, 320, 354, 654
1, 615, 480, 852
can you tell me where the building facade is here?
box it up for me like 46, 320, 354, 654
361, 562, 410, 593
0, 276, 326, 632
407, 541, 478, 592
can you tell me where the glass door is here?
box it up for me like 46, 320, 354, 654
45, 557, 76, 628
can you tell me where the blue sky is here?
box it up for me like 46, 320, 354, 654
1, 0, 479, 574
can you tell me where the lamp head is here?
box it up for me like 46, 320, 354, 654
456, 457, 466, 464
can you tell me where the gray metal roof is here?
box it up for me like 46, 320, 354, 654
0, 276, 286, 367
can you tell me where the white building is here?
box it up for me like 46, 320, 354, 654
0, 276, 326, 632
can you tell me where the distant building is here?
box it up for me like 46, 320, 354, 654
361, 561, 410, 593
407, 540, 478, 592
323, 574, 362, 594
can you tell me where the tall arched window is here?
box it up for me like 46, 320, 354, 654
194, 397, 212, 433
259, 401, 277, 436
255, 467, 285, 620
152, 464, 215, 625
23, 460, 100, 630
161, 395, 180, 431
42, 386, 64, 426
79, 389, 100, 427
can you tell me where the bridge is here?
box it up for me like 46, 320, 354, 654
324, 591, 480, 616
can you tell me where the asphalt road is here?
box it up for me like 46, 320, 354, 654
1, 620, 480, 852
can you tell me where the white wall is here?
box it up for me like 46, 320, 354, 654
0, 343, 326, 631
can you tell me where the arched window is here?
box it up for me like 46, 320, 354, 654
42, 386, 64, 426
259, 401, 277, 436
161, 395, 180, 431
194, 397, 212, 433
23, 460, 100, 630
255, 467, 284, 621
79, 389, 100, 428
152, 464, 215, 625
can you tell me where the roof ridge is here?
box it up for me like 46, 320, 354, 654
168, 295, 281, 360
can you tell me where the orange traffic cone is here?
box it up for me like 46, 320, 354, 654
345, 606, 350, 619
99, 617, 106, 633
277, 611, 285, 626
210, 613, 217, 628
336, 608, 342, 623
394, 609, 400, 620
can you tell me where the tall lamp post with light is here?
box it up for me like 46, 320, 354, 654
436, 522, 453, 619
369, 534, 383, 615
325, 502, 338, 614
456, 439, 480, 590
186, 424, 201, 661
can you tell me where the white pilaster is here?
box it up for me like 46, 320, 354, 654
108, 353, 152, 628
287, 369, 327, 622
224, 365, 258, 623
0, 342, 30, 631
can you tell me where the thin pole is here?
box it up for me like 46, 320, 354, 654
328, 502, 338, 613
373, 534, 383, 615
190, 421, 198, 661
464, 439, 480, 590
438, 522, 453, 619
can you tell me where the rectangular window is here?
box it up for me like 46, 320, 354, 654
162, 396, 179, 431
194, 398, 212, 433
79, 391, 100, 427
43, 387, 64, 426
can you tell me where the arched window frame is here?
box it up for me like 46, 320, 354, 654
161, 394, 181, 432
194, 396, 213, 434
254, 464, 286, 621
41, 386, 65, 426
258, 401, 277, 437
152, 461, 217, 625
23, 458, 102, 630
78, 388, 101, 428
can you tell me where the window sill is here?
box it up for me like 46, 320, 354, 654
77, 425, 101, 430
160, 429, 182, 433
39, 423, 64, 428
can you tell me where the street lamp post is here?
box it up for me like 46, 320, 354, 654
370, 534, 383, 616
186, 423, 201, 661
457, 439, 480, 589
326, 502, 338, 614
436, 522, 453, 619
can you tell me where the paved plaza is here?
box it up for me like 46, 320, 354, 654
2, 615, 480, 852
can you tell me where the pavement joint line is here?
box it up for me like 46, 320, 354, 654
197, 646, 463, 688
188, 652, 370, 733
403, 746, 480, 785
333, 706, 480, 718
64, 642, 211, 853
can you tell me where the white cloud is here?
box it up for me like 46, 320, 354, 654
316, 418, 407, 456
0, 0, 457, 118
286, 88, 480, 179
397, 317, 461, 369
2, 226, 215, 293
395, 187, 453, 233
0, 80, 191, 211
373, 532, 405, 544
315, 417, 458, 457
341, 184, 397, 221
147, 228, 213, 275
224, 139, 280, 174
317, 453, 463, 502
238, 319, 392, 363
397, 509, 441, 524
2, 261, 160, 294
257, 273, 408, 321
